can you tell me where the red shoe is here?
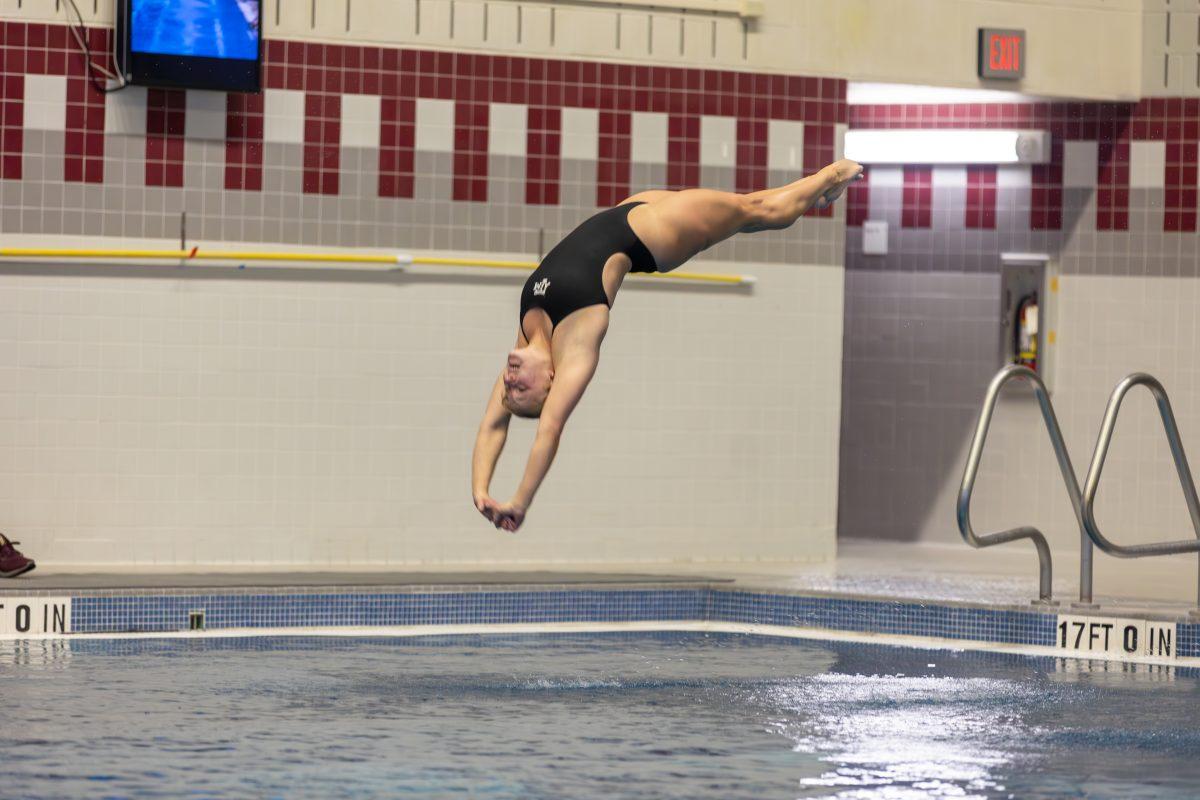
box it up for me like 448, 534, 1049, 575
0, 533, 35, 578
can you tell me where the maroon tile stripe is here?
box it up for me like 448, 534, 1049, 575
4, 20, 105, 184
1, 19, 849, 208
451, 53, 489, 202
1, 72, 22, 180
848, 100, 1200, 233
64, 26, 108, 184
1096, 138, 1129, 231
526, 105, 560, 205
453, 100, 487, 202
803, 124, 835, 218
1165, 140, 1198, 233
225, 91, 263, 191
378, 95, 415, 199
303, 92, 340, 195
596, 110, 630, 207
735, 118, 767, 193
145, 88, 185, 187
901, 165, 932, 228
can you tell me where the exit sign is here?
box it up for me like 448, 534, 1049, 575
979, 28, 1025, 80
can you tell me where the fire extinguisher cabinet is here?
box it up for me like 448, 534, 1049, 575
999, 253, 1055, 391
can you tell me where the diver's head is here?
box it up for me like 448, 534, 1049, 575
501, 345, 554, 418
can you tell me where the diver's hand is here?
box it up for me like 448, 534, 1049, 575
492, 501, 527, 534
474, 492, 501, 524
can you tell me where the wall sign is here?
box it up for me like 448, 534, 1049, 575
979, 28, 1025, 80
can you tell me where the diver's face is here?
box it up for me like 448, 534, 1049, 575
503, 347, 552, 412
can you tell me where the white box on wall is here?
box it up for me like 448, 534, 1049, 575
863, 220, 888, 255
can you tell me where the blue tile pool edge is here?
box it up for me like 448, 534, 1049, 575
54, 586, 1200, 659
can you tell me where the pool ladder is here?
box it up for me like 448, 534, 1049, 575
958, 365, 1200, 612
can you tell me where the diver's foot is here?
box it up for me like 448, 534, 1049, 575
815, 159, 864, 209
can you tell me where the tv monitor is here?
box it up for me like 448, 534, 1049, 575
117, 0, 261, 93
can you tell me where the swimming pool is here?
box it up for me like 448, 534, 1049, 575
5, 632, 1198, 799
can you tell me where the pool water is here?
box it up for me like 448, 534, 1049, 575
4, 633, 1199, 799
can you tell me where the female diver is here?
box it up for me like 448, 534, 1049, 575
471, 158, 864, 532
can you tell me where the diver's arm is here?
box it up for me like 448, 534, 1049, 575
471, 373, 512, 520
495, 354, 598, 532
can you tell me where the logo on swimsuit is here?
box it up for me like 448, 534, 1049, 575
533, 279, 550, 296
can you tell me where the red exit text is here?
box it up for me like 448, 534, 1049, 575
989, 33, 1022, 73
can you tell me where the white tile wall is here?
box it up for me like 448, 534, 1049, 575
263, 89, 306, 145
414, 98, 455, 153
699, 115, 736, 167
1129, 140, 1166, 188
561, 107, 599, 161
996, 164, 1032, 188
22, 75, 67, 131
631, 111, 668, 164
103, 86, 148, 135
767, 119, 804, 171
488, 102, 527, 157
1063, 141, 1099, 188
0, 253, 843, 567
834, 122, 849, 160
341, 94, 383, 148
185, 90, 228, 141
921, 274, 1200, 572
866, 165, 904, 188
932, 166, 968, 189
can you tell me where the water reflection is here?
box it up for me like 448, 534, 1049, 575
762, 674, 1029, 798
0, 634, 1198, 799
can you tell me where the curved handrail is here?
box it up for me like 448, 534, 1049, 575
958, 364, 1090, 604
1081, 374, 1200, 566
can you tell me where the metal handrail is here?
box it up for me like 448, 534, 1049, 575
958, 365, 1092, 605
1081, 373, 1200, 608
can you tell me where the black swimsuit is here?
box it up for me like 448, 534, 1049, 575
519, 202, 658, 339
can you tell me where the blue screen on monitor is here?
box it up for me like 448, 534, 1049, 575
131, 0, 259, 61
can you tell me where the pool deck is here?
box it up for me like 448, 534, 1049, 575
7, 539, 1197, 619
3, 570, 726, 592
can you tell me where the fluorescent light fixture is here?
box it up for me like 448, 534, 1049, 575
844, 129, 1050, 164
847, 82, 1048, 105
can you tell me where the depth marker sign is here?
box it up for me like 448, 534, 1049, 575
1056, 614, 1176, 660
0, 598, 71, 635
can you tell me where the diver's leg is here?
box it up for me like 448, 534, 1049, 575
619, 189, 677, 205
628, 159, 862, 270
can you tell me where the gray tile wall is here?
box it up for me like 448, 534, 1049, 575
838, 270, 999, 540
2, 135, 841, 266
838, 176, 1200, 542
846, 186, 1064, 274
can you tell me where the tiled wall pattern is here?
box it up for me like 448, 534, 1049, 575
849, 100, 1200, 244
0, 20, 848, 567
839, 99, 1200, 567
0, 20, 848, 263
